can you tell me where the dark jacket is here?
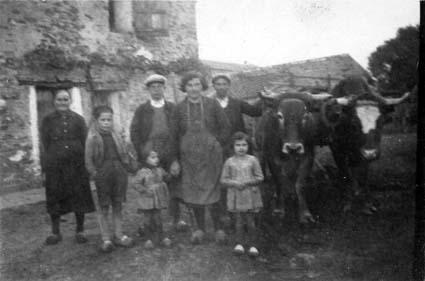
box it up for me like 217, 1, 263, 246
40, 110, 95, 215
130, 101, 175, 161
85, 126, 133, 178
221, 97, 262, 134
171, 96, 231, 157
40, 110, 87, 171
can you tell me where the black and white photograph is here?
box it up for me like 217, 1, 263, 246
0, 0, 422, 280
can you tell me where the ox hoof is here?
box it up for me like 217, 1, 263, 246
343, 203, 352, 213
272, 208, 286, 218
365, 203, 378, 212
299, 213, 316, 224
360, 204, 378, 215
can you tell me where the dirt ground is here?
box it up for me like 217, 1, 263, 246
0, 133, 417, 281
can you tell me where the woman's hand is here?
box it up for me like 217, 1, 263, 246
170, 160, 180, 176
235, 182, 245, 190
227, 180, 244, 190
90, 171, 97, 180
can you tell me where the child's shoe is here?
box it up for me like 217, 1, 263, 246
144, 239, 154, 250
248, 246, 259, 257
161, 237, 172, 247
138, 223, 151, 237
138, 226, 146, 237
175, 220, 189, 232
233, 244, 245, 255
100, 240, 114, 253
215, 229, 227, 244
45, 234, 62, 245
190, 230, 205, 244
75, 232, 88, 244
113, 235, 133, 247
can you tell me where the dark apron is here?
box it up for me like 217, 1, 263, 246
180, 100, 223, 205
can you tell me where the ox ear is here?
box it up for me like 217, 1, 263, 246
335, 95, 357, 106
258, 87, 282, 109
258, 87, 282, 100
380, 104, 395, 114
301, 112, 316, 141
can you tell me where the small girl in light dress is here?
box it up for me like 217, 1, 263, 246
220, 132, 264, 257
131, 148, 171, 249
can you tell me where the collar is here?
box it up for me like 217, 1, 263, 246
187, 96, 202, 104
215, 95, 229, 108
150, 99, 165, 108
55, 109, 72, 117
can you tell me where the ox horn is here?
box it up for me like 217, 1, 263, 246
305, 92, 333, 101
259, 86, 284, 99
369, 87, 411, 105
334, 95, 357, 106
260, 88, 333, 101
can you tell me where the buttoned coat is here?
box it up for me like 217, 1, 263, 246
221, 96, 262, 135
40, 110, 94, 215
130, 101, 175, 164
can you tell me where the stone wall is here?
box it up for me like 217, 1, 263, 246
0, 0, 198, 193
0, 0, 198, 62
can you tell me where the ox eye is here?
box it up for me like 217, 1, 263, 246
277, 112, 284, 127
277, 112, 284, 120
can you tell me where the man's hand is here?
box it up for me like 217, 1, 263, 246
89, 171, 97, 181
147, 187, 156, 196
42, 173, 46, 186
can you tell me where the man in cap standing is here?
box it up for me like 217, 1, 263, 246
130, 74, 187, 234
212, 74, 262, 155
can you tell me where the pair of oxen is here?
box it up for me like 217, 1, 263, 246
253, 75, 411, 223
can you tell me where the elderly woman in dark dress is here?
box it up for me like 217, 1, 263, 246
171, 72, 231, 243
40, 89, 94, 245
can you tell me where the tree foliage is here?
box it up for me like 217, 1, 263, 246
368, 25, 418, 92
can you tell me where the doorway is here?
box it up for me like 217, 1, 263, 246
30, 86, 83, 168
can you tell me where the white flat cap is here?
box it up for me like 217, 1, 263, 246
144, 74, 167, 86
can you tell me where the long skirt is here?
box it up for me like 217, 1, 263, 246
45, 159, 95, 216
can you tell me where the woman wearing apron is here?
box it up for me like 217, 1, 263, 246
171, 72, 230, 243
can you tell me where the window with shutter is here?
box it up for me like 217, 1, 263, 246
133, 1, 169, 39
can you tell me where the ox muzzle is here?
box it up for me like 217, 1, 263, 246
282, 142, 305, 154
360, 148, 380, 161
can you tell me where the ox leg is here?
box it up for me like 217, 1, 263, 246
296, 158, 315, 224
329, 145, 355, 212
352, 165, 376, 215
268, 157, 286, 217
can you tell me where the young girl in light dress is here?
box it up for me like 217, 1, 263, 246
131, 148, 172, 249
220, 132, 264, 257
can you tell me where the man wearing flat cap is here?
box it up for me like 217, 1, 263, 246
130, 74, 187, 232
212, 74, 262, 156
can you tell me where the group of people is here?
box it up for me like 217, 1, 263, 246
40, 71, 265, 257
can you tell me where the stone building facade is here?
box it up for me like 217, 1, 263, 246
0, 0, 198, 192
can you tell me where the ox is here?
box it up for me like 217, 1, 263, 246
320, 76, 411, 214
255, 90, 331, 223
